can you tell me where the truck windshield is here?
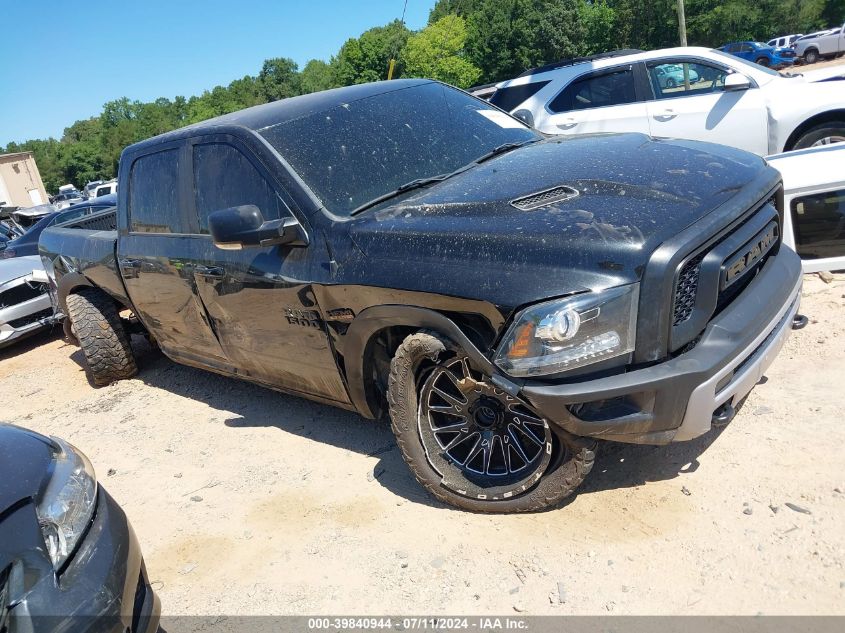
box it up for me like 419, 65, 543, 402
258, 82, 540, 217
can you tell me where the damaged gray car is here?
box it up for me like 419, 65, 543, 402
0, 256, 59, 349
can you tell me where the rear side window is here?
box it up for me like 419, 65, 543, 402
791, 189, 845, 260
129, 149, 181, 233
548, 68, 636, 113
192, 143, 285, 235
489, 81, 550, 112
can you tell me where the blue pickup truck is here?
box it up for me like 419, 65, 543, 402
719, 41, 796, 68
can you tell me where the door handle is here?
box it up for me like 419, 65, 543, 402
193, 265, 225, 279
556, 117, 579, 130
654, 108, 678, 121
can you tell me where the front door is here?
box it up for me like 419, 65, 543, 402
644, 59, 769, 155
118, 144, 230, 369
186, 138, 350, 404
534, 65, 651, 136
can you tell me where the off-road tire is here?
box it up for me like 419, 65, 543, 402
387, 332, 596, 513
791, 122, 845, 150
65, 288, 137, 387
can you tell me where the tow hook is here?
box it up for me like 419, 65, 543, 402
712, 402, 736, 428
792, 314, 808, 330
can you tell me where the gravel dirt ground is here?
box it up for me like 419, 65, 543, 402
1, 273, 843, 616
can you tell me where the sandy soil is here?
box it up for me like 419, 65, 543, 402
1, 273, 843, 616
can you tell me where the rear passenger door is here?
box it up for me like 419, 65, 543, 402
118, 143, 230, 368
186, 137, 351, 404
534, 65, 651, 137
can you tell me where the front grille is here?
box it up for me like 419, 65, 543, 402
0, 282, 47, 309
511, 185, 579, 211
669, 191, 781, 353
673, 252, 705, 325
8, 308, 53, 329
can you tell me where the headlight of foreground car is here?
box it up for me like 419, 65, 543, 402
494, 284, 639, 377
36, 439, 98, 570
0, 248, 16, 259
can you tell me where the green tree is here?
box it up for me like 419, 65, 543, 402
259, 57, 301, 101
580, 1, 619, 55
428, 0, 484, 23
465, 0, 585, 83
333, 20, 411, 85
403, 15, 482, 88
300, 59, 336, 94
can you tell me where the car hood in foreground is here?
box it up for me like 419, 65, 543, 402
347, 133, 772, 307
0, 424, 54, 515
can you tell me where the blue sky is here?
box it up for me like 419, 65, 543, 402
0, 0, 434, 146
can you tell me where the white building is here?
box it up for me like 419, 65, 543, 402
0, 151, 49, 208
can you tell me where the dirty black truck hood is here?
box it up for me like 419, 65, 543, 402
348, 134, 768, 308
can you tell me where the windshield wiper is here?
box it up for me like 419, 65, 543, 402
349, 138, 541, 216
473, 138, 540, 165
350, 172, 455, 216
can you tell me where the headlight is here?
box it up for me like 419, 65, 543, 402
494, 284, 639, 377
0, 248, 15, 259
36, 439, 98, 570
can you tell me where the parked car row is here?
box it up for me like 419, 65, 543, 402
49, 179, 117, 208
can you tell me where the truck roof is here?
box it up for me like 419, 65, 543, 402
125, 79, 432, 155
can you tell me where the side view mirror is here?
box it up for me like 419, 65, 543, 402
724, 73, 751, 91
208, 204, 307, 250
512, 109, 535, 127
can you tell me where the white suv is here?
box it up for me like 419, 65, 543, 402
489, 47, 845, 155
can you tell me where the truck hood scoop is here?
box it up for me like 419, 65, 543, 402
511, 185, 579, 211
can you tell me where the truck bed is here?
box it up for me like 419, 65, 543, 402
38, 208, 130, 309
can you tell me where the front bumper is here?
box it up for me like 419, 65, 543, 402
520, 247, 802, 444
8, 489, 160, 633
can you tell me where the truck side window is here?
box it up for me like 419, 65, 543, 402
193, 143, 284, 235
791, 189, 845, 259
129, 149, 181, 233
548, 68, 636, 113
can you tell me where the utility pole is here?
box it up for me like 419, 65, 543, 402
677, 0, 688, 47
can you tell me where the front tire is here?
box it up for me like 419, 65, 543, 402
804, 49, 819, 65
66, 288, 138, 386
387, 332, 596, 513
791, 122, 845, 150
755, 56, 770, 67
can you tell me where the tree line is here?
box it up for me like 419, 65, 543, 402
4, 0, 843, 194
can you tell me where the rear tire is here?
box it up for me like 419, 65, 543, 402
791, 122, 845, 150
66, 288, 138, 386
804, 49, 819, 65
387, 332, 596, 513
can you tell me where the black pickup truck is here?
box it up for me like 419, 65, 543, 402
39, 79, 803, 513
